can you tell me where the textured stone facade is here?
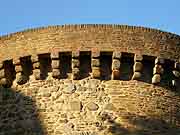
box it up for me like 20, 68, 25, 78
0, 25, 180, 135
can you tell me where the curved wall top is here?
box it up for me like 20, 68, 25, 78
0, 24, 180, 62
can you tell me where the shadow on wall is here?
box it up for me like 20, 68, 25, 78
100, 112, 180, 135
0, 87, 45, 135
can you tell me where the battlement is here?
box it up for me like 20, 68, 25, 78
0, 24, 180, 88
0, 51, 179, 89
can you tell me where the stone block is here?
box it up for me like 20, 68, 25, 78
31, 55, 39, 63
52, 60, 60, 69
51, 51, 59, 59
52, 69, 60, 78
86, 102, 99, 111
152, 74, 161, 84
113, 51, 121, 59
153, 64, 164, 74
155, 57, 165, 64
72, 50, 80, 58
173, 70, 180, 78
16, 72, 27, 85
92, 67, 101, 78
69, 100, 82, 111
15, 65, 23, 73
112, 59, 120, 70
133, 62, 143, 72
111, 70, 120, 80
132, 72, 141, 80
33, 69, 41, 80
175, 62, 180, 70
91, 59, 100, 67
0, 69, 5, 79
72, 59, 80, 68
13, 58, 21, 65
0, 78, 7, 86
33, 62, 40, 69
72, 68, 80, 80
134, 54, 143, 61
92, 51, 100, 58
0, 62, 3, 69
63, 83, 76, 94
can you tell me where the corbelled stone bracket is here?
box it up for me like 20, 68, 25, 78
152, 57, 164, 84
0, 61, 7, 86
31, 55, 41, 80
51, 52, 61, 78
72, 51, 80, 80
91, 50, 100, 79
132, 54, 143, 80
111, 51, 121, 80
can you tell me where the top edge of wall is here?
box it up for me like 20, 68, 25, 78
0, 24, 180, 40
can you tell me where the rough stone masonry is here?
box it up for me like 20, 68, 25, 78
0, 24, 180, 135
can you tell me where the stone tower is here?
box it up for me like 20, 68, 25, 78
0, 24, 180, 135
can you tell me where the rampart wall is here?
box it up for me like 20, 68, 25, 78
0, 25, 180, 135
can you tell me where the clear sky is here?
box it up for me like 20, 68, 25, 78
0, 0, 180, 36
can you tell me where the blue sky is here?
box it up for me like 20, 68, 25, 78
0, 0, 180, 36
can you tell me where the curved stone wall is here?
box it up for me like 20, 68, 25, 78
0, 25, 180, 135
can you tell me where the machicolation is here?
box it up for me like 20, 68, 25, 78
0, 24, 180, 135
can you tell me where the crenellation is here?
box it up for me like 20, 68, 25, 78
0, 51, 179, 87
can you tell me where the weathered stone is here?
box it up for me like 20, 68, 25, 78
132, 72, 141, 80
15, 65, 23, 73
92, 51, 100, 58
134, 54, 143, 61
72, 68, 80, 80
86, 102, 99, 111
52, 69, 60, 78
173, 70, 180, 78
31, 55, 39, 63
13, 58, 21, 65
33, 69, 41, 80
155, 57, 165, 64
72, 51, 80, 58
112, 59, 120, 70
0, 69, 5, 78
33, 62, 40, 69
175, 62, 180, 70
92, 67, 101, 78
133, 62, 143, 72
0, 78, 7, 86
72, 59, 80, 68
153, 64, 164, 74
0, 62, 3, 69
16, 73, 27, 85
111, 70, 120, 80
104, 103, 116, 111
51, 52, 59, 59
172, 80, 177, 87
152, 74, 161, 84
113, 51, 121, 59
69, 100, 82, 111
52, 60, 60, 69
39, 87, 52, 97
63, 83, 76, 94
92, 59, 100, 67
